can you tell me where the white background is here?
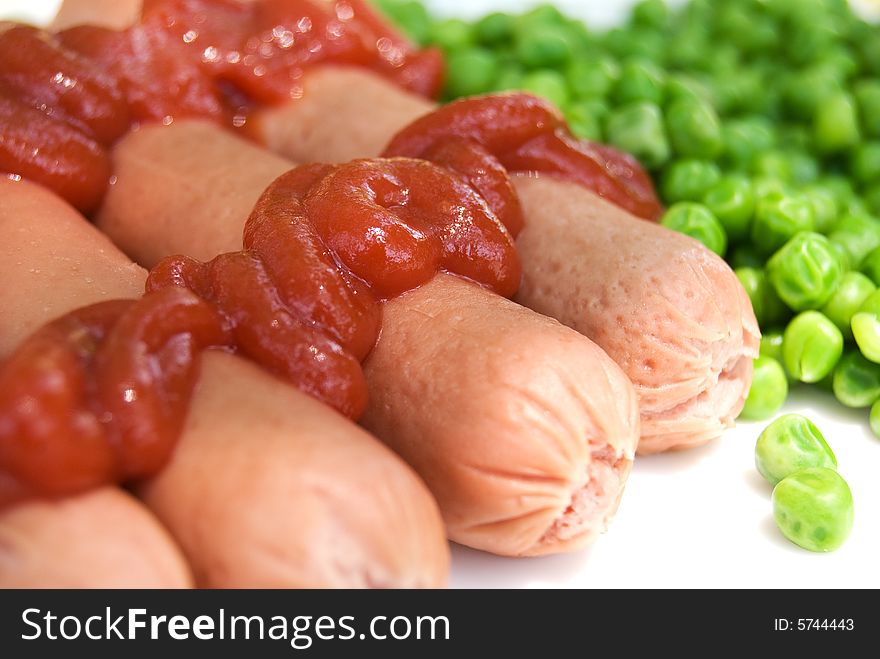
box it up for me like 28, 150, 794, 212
2, 0, 879, 588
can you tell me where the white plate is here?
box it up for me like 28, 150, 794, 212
3, 0, 878, 588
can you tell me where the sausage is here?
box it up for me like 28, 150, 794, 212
98, 120, 291, 265
0, 487, 192, 588
94, 119, 639, 556
0, 176, 192, 588
242, 74, 760, 453
1, 176, 449, 586
361, 274, 638, 555
513, 177, 760, 453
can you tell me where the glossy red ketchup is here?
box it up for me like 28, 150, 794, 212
384, 94, 664, 221
0, 0, 443, 212
0, 157, 518, 507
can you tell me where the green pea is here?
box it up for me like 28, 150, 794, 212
664, 73, 712, 107
612, 59, 665, 106
866, 185, 880, 218
661, 159, 721, 204
631, 0, 669, 29
566, 57, 618, 100
828, 214, 880, 268
473, 12, 514, 46
490, 65, 524, 93
703, 176, 755, 242
428, 18, 473, 51
773, 467, 853, 552
751, 195, 816, 256
374, 0, 430, 44
515, 24, 573, 68
722, 117, 776, 168
445, 48, 499, 98
665, 97, 723, 160
767, 232, 843, 311
854, 80, 880, 139
820, 271, 877, 341
851, 142, 880, 185
802, 186, 839, 235
751, 150, 794, 184
729, 245, 764, 270
735, 267, 788, 327
751, 178, 791, 205
860, 246, 880, 286
833, 350, 880, 408
660, 202, 727, 256
782, 311, 844, 382
813, 91, 861, 154
782, 66, 842, 120
565, 102, 603, 142
870, 399, 880, 438
760, 330, 785, 364
852, 290, 880, 363
604, 27, 665, 63
755, 414, 837, 485
604, 102, 670, 169
741, 356, 789, 421
520, 70, 569, 108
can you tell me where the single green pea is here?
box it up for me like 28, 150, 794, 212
604, 102, 670, 169
735, 267, 788, 327
741, 356, 789, 421
728, 245, 764, 270
813, 91, 861, 154
773, 467, 853, 552
603, 27, 665, 63
566, 57, 618, 100
565, 102, 603, 142
664, 73, 712, 107
514, 24, 573, 68
832, 350, 880, 408
751, 150, 794, 183
703, 176, 755, 242
751, 195, 816, 255
612, 59, 666, 106
665, 97, 723, 160
851, 142, 880, 185
760, 330, 785, 364
473, 12, 514, 46
520, 70, 569, 108
722, 117, 776, 168
802, 186, 839, 235
820, 271, 877, 341
661, 159, 721, 204
861, 246, 880, 286
755, 414, 837, 485
828, 214, 880, 269
631, 0, 669, 28
490, 65, 524, 93
851, 289, 880, 363
767, 232, 843, 311
782, 66, 842, 120
870, 398, 880, 438
782, 311, 844, 382
854, 80, 880, 139
445, 48, 499, 98
428, 18, 473, 52
751, 178, 791, 205
660, 202, 727, 256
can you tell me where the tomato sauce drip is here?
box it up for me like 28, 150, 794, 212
0, 157, 518, 506
0, 0, 443, 213
384, 94, 664, 222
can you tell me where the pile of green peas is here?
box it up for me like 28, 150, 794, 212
755, 414, 853, 551
375, 0, 880, 434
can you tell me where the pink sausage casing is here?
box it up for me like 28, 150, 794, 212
1, 176, 449, 587
0, 176, 192, 588
94, 120, 641, 556
513, 177, 760, 453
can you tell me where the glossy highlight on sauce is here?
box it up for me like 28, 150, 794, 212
384, 94, 664, 222
0, 0, 443, 212
0, 157, 519, 507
